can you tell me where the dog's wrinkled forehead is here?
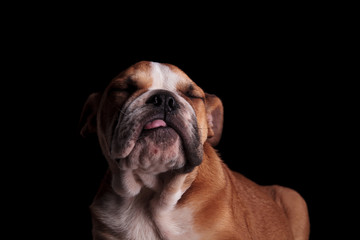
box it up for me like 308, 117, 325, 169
110, 61, 204, 97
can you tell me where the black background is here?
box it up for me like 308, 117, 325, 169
9, 11, 352, 239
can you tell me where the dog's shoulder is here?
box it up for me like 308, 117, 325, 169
262, 185, 310, 240
222, 170, 296, 239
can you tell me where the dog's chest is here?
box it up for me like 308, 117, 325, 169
93, 190, 197, 240
113, 196, 159, 240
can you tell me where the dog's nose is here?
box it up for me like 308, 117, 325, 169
146, 91, 178, 113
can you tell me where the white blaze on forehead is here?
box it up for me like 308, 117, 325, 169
149, 62, 183, 91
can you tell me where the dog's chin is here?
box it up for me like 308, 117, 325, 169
118, 126, 186, 174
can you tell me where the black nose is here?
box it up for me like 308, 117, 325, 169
146, 91, 178, 113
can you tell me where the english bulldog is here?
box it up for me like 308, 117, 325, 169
80, 61, 310, 240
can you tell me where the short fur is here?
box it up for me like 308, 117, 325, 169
81, 61, 310, 240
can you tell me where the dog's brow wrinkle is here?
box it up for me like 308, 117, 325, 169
188, 84, 194, 91
126, 77, 137, 87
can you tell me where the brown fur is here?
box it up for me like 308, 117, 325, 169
178, 143, 309, 240
81, 61, 310, 240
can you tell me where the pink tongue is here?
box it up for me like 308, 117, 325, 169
144, 119, 167, 130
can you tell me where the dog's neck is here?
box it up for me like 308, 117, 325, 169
108, 142, 225, 199
108, 159, 198, 199
91, 143, 226, 240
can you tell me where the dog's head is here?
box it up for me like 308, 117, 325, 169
80, 61, 223, 177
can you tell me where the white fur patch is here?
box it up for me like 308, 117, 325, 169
92, 188, 199, 240
149, 62, 182, 91
150, 175, 200, 240
94, 190, 160, 240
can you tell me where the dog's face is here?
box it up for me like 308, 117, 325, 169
81, 61, 223, 177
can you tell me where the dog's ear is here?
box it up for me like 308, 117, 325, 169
79, 92, 102, 137
205, 93, 224, 147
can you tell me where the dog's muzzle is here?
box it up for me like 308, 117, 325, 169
110, 89, 203, 173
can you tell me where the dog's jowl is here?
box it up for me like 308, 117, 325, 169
80, 61, 310, 240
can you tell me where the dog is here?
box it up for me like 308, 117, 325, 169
80, 61, 310, 240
